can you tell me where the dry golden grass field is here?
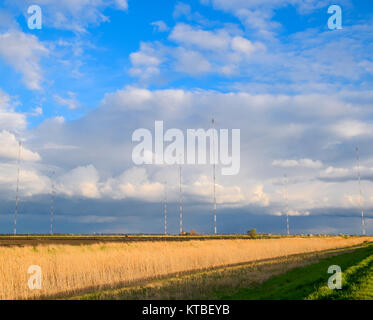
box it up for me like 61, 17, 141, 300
0, 236, 372, 300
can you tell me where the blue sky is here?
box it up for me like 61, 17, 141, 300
0, 0, 373, 235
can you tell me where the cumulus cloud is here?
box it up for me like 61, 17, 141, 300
0, 162, 49, 198
250, 185, 270, 206
57, 165, 101, 199
174, 48, 212, 75
0, 89, 26, 132
0, 30, 48, 90
46, 166, 164, 202
128, 3, 372, 92
169, 23, 231, 51
187, 174, 245, 204
2, 87, 373, 216
169, 23, 266, 57
101, 167, 164, 201
131, 23, 266, 79
129, 43, 163, 80
0, 130, 41, 161
231, 36, 262, 55
0, 0, 372, 235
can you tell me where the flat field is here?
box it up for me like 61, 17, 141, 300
0, 236, 371, 300
226, 242, 373, 300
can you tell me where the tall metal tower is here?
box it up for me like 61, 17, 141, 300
355, 147, 366, 236
212, 118, 217, 235
14, 141, 22, 235
50, 171, 55, 235
284, 174, 290, 236
179, 162, 183, 235
164, 181, 167, 235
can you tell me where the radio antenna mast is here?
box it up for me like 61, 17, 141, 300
50, 171, 55, 235
164, 181, 167, 235
284, 174, 290, 236
179, 157, 183, 235
212, 118, 217, 235
355, 147, 366, 236
14, 141, 22, 235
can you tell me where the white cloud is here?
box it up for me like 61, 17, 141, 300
174, 48, 212, 75
134, 3, 371, 87
203, 0, 338, 16
319, 166, 373, 183
130, 48, 161, 67
200, 0, 292, 38
101, 87, 154, 110
331, 120, 372, 138
10, 0, 128, 33
131, 23, 266, 79
0, 89, 26, 132
173, 2, 192, 19
0, 130, 41, 161
129, 43, 162, 80
114, 0, 128, 11
48, 166, 165, 202
0, 162, 49, 197
41, 143, 79, 151
272, 158, 323, 169
151, 21, 169, 32
29, 107, 43, 116
0, 30, 48, 90
101, 167, 164, 201
187, 174, 246, 204
54, 92, 80, 110
101, 86, 192, 115
274, 210, 310, 217
169, 23, 231, 51
231, 36, 257, 55
57, 165, 101, 199
4, 87, 373, 213
320, 166, 351, 180
250, 185, 270, 206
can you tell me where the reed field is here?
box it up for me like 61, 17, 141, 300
0, 236, 371, 300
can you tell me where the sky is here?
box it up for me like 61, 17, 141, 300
0, 0, 373, 235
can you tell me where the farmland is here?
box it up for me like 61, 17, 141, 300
0, 235, 372, 300
0, 234, 276, 247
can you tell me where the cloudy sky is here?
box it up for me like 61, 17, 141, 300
0, 0, 373, 235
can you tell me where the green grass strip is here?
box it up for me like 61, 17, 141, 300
224, 242, 373, 300
306, 250, 373, 300
351, 269, 373, 300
